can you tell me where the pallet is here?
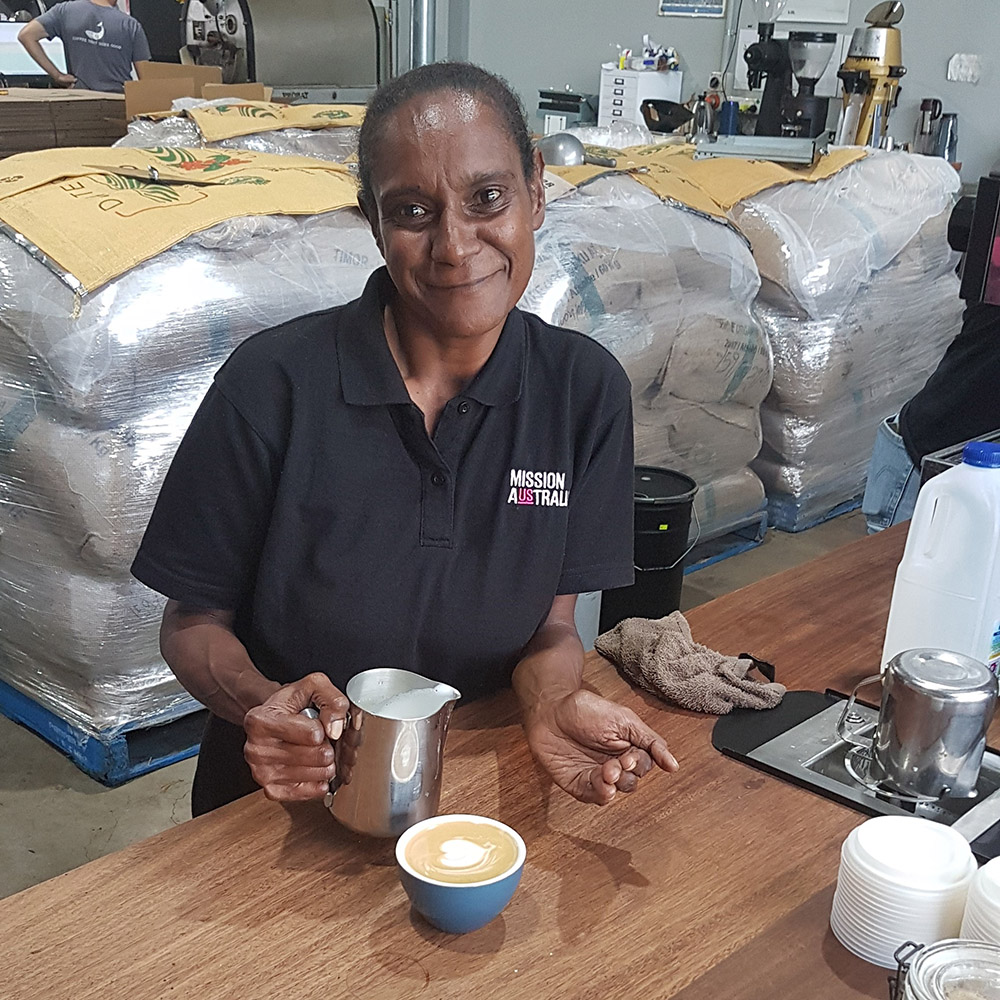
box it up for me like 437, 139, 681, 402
0, 676, 205, 787
685, 509, 768, 574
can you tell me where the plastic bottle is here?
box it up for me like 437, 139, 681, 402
880, 441, 1000, 676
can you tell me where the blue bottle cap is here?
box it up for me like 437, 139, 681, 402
962, 441, 1000, 468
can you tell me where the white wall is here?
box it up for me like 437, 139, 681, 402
454, 0, 1000, 182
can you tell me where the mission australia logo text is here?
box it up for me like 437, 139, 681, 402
507, 469, 570, 507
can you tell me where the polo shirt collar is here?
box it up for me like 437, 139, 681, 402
338, 267, 525, 408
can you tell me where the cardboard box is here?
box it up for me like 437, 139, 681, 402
0, 88, 127, 158
135, 60, 223, 89
124, 77, 200, 118
125, 62, 228, 118
202, 83, 272, 102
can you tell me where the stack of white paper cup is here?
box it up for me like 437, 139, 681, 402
830, 816, 977, 969
960, 857, 1000, 944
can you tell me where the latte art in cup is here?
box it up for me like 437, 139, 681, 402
404, 819, 520, 884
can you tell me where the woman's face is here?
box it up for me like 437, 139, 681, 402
362, 90, 545, 342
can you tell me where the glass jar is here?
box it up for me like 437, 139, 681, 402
903, 939, 1000, 1000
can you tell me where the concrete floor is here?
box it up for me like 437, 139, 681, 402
0, 510, 868, 901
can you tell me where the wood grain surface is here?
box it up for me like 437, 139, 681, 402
4, 525, 980, 1000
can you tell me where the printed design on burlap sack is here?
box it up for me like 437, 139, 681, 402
210, 104, 281, 121
142, 147, 255, 173
99, 173, 182, 205
312, 109, 352, 121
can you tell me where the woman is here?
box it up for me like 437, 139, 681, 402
131, 62, 678, 816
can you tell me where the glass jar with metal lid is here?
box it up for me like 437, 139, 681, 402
903, 938, 1000, 1000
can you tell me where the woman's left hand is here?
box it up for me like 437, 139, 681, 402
523, 688, 679, 805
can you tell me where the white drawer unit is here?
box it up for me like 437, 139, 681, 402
598, 67, 684, 127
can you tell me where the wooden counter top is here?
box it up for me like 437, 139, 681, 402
4, 525, 972, 1000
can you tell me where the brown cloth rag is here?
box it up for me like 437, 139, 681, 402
595, 611, 786, 715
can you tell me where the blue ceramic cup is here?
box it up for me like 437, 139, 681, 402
395, 814, 526, 934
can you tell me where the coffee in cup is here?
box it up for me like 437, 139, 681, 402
395, 814, 526, 933
404, 818, 520, 884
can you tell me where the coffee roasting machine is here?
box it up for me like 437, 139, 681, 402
181, 0, 394, 103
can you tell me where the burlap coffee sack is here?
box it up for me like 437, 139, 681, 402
663, 315, 772, 407
0, 384, 186, 571
117, 113, 361, 164
0, 209, 378, 420
761, 272, 962, 418
733, 151, 959, 319
547, 144, 864, 220
633, 394, 762, 480
691, 466, 766, 540
0, 554, 179, 733
522, 236, 684, 334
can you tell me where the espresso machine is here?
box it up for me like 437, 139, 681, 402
835, 0, 906, 146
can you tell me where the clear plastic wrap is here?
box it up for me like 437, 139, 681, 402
728, 149, 964, 531
0, 212, 379, 424
691, 466, 767, 541
117, 114, 359, 164
522, 173, 772, 540
0, 168, 770, 736
751, 269, 963, 530
731, 150, 961, 320
0, 207, 381, 734
566, 121, 657, 149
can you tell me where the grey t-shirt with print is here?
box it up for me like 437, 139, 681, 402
37, 0, 151, 93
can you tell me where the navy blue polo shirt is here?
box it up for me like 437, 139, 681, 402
131, 268, 634, 701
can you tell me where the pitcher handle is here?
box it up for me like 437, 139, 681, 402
836, 674, 883, 748
301, 706, 344, 798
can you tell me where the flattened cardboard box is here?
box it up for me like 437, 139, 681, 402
187, 101, 365, 142
0, 88, 126, 157
547, 144, 868, 220
0, 146, 359, 294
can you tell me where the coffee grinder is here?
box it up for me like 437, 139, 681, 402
743, 0, 791, 137
835, 0, 906, 146
783, 32, 838, 137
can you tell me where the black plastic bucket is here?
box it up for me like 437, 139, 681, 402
599, 466, 698, 632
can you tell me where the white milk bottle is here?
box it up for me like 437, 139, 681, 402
881, 441, 1000, 676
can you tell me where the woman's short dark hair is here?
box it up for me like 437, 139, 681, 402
357, 62, 535, 214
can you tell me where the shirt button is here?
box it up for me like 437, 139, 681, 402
457, 401, 471, 415
431, 472, 447, 487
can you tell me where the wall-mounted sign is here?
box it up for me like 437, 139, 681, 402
780, 0, 850, 22
659, 0, 725, 16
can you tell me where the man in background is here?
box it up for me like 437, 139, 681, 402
862, 301, 1000, 531
18, 0, 150, 93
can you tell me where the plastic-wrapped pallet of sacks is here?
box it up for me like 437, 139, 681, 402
521, 173, 772, 542
116, 105, 359, 163
0, 208, 380, 736
729, 151, 963, 530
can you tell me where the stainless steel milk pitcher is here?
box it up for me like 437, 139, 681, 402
837, 648, 998, 799
307, 668, 461, 838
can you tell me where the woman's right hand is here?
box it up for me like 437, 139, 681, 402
243, 672, 349, 801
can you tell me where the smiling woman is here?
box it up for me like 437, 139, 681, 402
130, 61, 679, 819
355, 65, 546, 433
